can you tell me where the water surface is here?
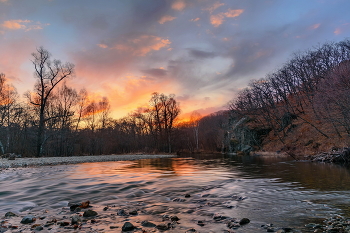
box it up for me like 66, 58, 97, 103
1, 154, 350, 232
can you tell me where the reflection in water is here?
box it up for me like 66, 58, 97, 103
1, 154, 350, 232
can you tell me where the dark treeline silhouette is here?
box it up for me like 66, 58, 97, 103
228, 39, 350, 154
0, 47, 229, 157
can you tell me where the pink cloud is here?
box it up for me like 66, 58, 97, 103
158, 15, 176, 24
1, 20, 30, 30
334, 28, 342, 35
172, 1, 186, 11
1, 19, 49, 31
114, 35, 171, 56
310, 23, 321, 29
210, 9, 244, 27
97, 43, 108, 48
224, 9, 244, 18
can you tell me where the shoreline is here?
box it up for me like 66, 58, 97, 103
0, 154, 176, 169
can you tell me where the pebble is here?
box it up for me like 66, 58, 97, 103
239, 217, 250, 225
83, 209, 98, 217
122, 222, 135, 231
71, 214, 81, 224
141, 220, 156, 227
4, 212, 18, 217
0, 154, 176, 168
20, 215, 36, 224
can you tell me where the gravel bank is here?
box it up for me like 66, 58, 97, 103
0, 154, 176, 168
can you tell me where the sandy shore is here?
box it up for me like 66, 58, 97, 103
0, 154, 176, 169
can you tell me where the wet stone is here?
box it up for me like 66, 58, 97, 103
35, 226, 44, 231
172, 197, 186, 202
122, 222, 135, 231
69, 203, 81, 211
213, 214, 228, 221
117, 209, 128, 216
141, 220, 156, 227
227, 221, 240, 229
239, 218, 250, 225
71, 214, 81, 224
156, 223, 170, 231
129, 210, 138, 215
185, 228, 197, 232
282, 227, 293, 232
197, 220, 205, 227
4, 212, 18, 217
83, 209, 98, 217
170, 215, 180, 222
58, 221, 70, 226
20, 215, 36, 224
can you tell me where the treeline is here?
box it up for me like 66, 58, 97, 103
0, 47, 229, 157
228, 39, 350, 153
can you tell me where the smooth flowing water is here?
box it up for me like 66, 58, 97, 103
1, 154, 350, 232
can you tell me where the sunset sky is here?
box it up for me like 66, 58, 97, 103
1, 0, 350, 120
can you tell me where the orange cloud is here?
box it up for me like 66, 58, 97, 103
224, 9, 244, 18
1, 20, 49, 31
191, 18, 200, 22
172, 1, 186, 11
97, 43, 108, 48
158, 15, 176, 24
210, 14, 225, 27
114, 35, 171, 56
210, 9, 244, 27
2, 20, 30, 30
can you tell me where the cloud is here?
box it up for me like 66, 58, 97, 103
2, 19, 30, 30
114, 35, 171, 56
172, 1, 186, 11
1, 19, 49, 31
188, 49, 216, 59
310, 23, 321, 29
334, 28, 342, 35
158, 15, 176, 24
142, 68, 168, 77
210, 14, 225, 27
204, 2, 225, 13
191, 18, 200, 22
210, 9, 244, 27
224, 9, 244, 18
97, 43, 108, 48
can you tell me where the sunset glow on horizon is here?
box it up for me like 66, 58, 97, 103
1, 0, 350, 120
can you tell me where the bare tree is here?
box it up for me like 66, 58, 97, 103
26, 47, 75, 157
190, 111, 202, 151
0, 73, 18, 154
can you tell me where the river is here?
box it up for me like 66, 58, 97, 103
1, 154, 350, 232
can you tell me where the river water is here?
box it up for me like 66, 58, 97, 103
1, 154, 350, 232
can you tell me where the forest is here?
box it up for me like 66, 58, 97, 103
0, 47, 229, 157
228, 38, 350, 156
2, 38, 350, 158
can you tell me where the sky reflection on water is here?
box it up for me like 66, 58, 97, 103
2, 154, 350, 232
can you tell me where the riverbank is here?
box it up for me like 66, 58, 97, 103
0, 154, 176, 169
